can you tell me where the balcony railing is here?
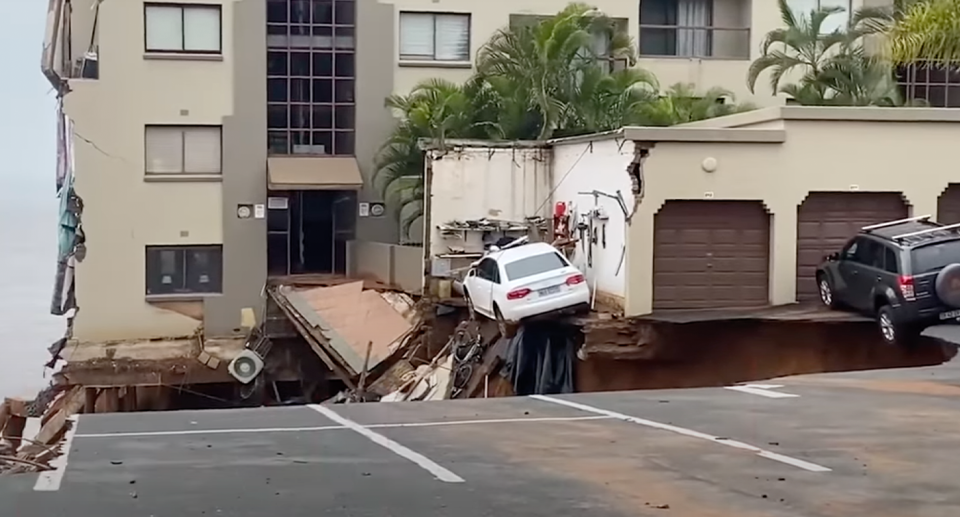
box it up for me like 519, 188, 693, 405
639, 25, 750, 60
897, 61, 960, 108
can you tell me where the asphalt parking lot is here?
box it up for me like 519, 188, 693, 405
5, 360, 960, 517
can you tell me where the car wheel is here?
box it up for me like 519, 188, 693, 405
493, 305, 510, 338
877, 305, 911, 346
818, 274, 838, 309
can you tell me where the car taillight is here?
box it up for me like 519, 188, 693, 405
898, 275, 915, 301
507, 288, 531, 300
566, 274, 585, 286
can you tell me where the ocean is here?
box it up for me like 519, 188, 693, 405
0, 1, 63, 400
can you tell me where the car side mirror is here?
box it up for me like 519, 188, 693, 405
825, 252, 840, 261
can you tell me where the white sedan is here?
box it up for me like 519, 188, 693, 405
462, 242, 590, 331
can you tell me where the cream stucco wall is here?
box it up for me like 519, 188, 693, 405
551, 138, 636, 309
624, 114, 960, 316
426, 146, 551, 272
382, 0, 880, 106
64, 0, 235, 342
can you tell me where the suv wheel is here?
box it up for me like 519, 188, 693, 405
818, 275, 838, 309
877, 305, 910, 346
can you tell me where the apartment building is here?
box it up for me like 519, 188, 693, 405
391, 0, 878, 105
39, 0, 889, 346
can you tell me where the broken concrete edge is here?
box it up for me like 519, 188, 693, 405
51, 333, 250, 386
53, 357, 236, 387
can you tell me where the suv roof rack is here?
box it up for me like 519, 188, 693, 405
892, 221, 960, 240
861, 215, 932, 231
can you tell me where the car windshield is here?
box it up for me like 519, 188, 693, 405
911, 239, 960, 274
503, 252, 567, 281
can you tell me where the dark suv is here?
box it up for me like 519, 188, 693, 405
816, 215, 960, 345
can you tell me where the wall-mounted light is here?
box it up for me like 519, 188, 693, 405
701, 157, 718, 173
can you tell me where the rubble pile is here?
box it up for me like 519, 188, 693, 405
0, 386, 83, 475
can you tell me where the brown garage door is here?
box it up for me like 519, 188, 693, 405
938, 184, 960, 224
653, 200, 770, 310
796, 192, 908, 302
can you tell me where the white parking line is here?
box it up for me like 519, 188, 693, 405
309, 404, 465, 483
73, 415, 611, 439
34, 415, 80, 492
725, 384, 800, 399
531, 395, 831, 473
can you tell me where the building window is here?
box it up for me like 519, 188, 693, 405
267, 0, 356, 155
640, 0, 712, 57
787, 0, 850, 34
146, 245, 223, 296
399, 12, 470, 62
639, 0, 750, 59
145, 126, 222, 175
144, 4, 222, 54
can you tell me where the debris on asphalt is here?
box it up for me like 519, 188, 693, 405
1, 386, 84, 475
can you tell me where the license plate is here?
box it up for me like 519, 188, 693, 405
940, 309, 960, 320
538, 285, 561, 296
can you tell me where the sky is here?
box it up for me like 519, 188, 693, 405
0, 0, 64, 399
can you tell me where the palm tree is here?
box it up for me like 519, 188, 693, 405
748, 0, 916, 106
374, 79, 484, 240
476, 2, 637, 139
639, 83, 756, 126
855, 0, 960, 66
555, 67, 660, 135
817, 48, 908, 105
747, 0, 856, 96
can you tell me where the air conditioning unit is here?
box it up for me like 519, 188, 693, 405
228, 349, 265, 384
74, 51, 99, 79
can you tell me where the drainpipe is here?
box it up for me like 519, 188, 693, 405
420, 151, 434, 297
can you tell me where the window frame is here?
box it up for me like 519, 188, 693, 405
786, 0, 852, 34
143, 3, 224, 55
145, 245, 224, 297
398, 11, 471, 63
144, 125, 224, 176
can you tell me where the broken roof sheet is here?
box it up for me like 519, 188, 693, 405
277, 281, 414, 375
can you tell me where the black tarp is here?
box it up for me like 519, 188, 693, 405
499, 322, 575, 395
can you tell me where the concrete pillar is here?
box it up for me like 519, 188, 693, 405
766, 197, 802, 305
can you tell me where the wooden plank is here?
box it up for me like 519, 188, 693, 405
0, 400, 10, 434
103, 388, 120, 413
463, 336, 511, 399
34, 387, 85, 446
2, 415, 27, 450
34, 411, 67, 447
5, 398, 29, 418
84, 388, 99, 414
